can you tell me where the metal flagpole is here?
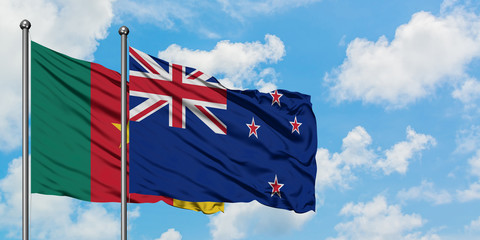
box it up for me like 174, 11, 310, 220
119, 25, 129, 240
20, 19, 31, 240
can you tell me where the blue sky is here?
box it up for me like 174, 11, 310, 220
1, 0, 480, 239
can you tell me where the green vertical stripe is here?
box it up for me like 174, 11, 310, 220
31, 41, 92, 201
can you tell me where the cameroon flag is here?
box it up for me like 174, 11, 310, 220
31, 41, 223, 214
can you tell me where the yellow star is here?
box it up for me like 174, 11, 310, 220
112, 122, 129, 147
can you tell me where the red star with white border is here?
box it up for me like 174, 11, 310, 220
290, 116, 302, 134
246, 117, 260, 138
268, 175, 284, 198
270, 90, 283, 106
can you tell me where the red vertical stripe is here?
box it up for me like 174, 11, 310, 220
90, 62, 122, 202
171, 64, 183, 128
89, 62, 173, 205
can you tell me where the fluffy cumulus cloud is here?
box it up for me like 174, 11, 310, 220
217, 0, 321, 20
315, 126, 375, 190
316, 126, 436, 190
157, 34, 285, 92
208, 201, 314, 240
328, 195, 439, 240
325, 5, 480, 108
155, 228, 182, 240
397, 180, 452, 205
0, 0, 115, 151
375, 126, 436, 175
0, 157, 119, 239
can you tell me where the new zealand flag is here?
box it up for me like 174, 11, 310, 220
128, 47, 317, 213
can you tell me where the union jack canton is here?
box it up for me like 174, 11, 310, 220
129, 47, 227, 134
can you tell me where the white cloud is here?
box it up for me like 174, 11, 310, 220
0, 158, 23, 236
157, 34, 285, 91
0, 157, 120, 239
118, 0, 323, 26
0, 0, 115, 151
45, 203, 119, 240
441, 0, 460, 13
375, 126, 436, 175
452, 78, 480, 107
128, 206, 141, 219
6, 0, 115, 60
325, 7, 480, 108
127, 206, 141, 231
457, 150, 480, 202
338, 35, 347, 47
316, 126, 435, 191
316, 126, 376, 190
455, 125, 480, 154
404, 232, 442, 240
254, 68, 279, 93
328, 195, 439, 240
155, 228, 182, 240
208, 201, 314, 240
397, 180, 452, 205
114, 0, 224, 39
114, 0, 193, 29
340, 126, 376, 167
457, 182, 480, 202
469, 150, 480, 178
116, 0, 319, 37
465, 216, 480, 232
0, 91, 22, 152
315, 148, 352, 190
218, 0, 321, 20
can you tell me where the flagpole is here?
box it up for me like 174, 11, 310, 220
119, 25, 129, 240
20, 19, 31, 240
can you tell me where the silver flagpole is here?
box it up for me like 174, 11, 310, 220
20, 20, 32, 240
119, 25, 129, 240
20, 19, 31, 240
